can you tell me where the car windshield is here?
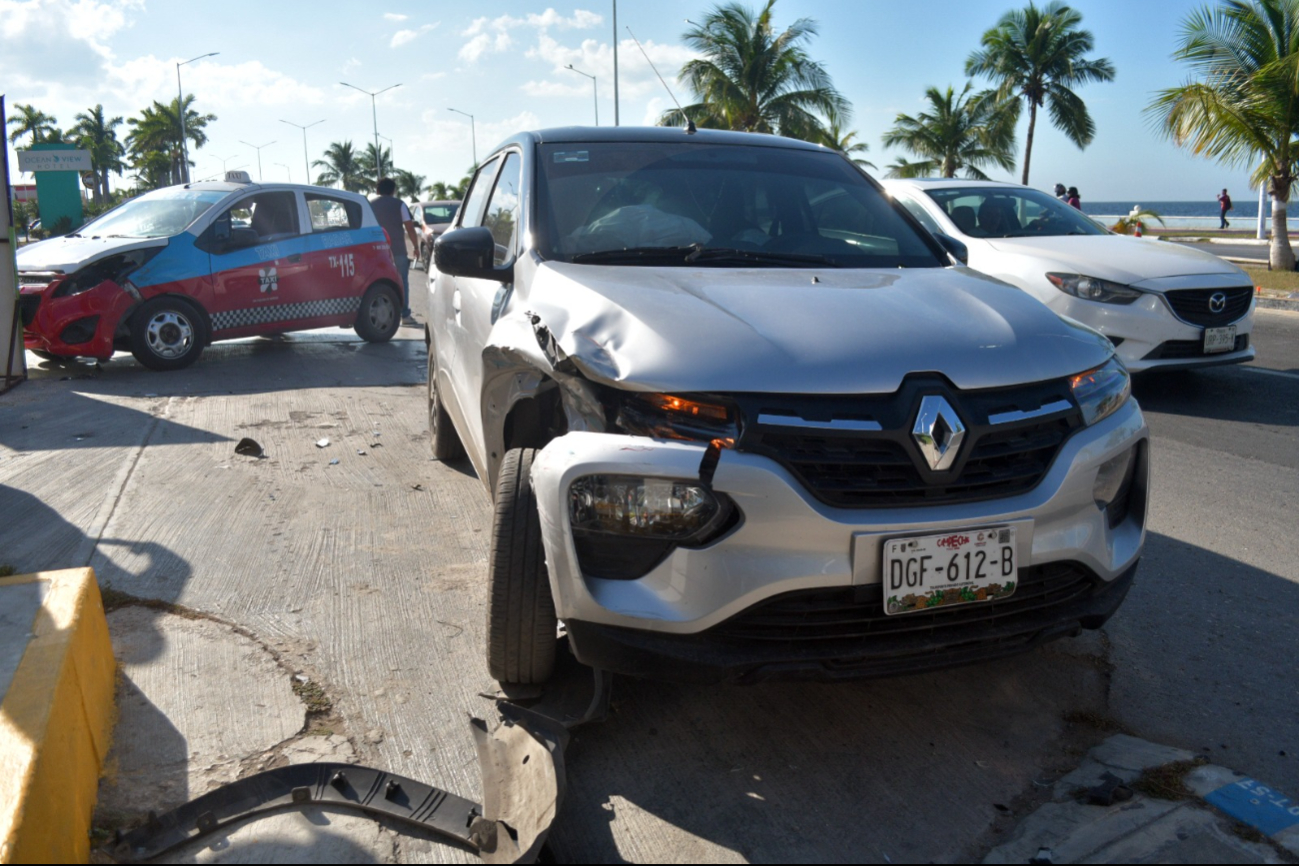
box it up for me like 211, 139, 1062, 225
924, 186, 1106, 239
423, 204, 458, 224
78, 188, 229, 239
535, 141, 944, 268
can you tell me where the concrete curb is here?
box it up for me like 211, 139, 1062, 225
0, 569, 115, 864
1256, 296, 1299, 312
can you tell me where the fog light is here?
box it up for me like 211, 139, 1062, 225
569, 475, 722, 540
1094, 446, 1138, 526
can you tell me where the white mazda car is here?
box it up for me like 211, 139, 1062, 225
884, 179, 1256, 372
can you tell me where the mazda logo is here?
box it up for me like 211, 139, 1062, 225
1209, 292, 1227, 314
912, 395, 966, 472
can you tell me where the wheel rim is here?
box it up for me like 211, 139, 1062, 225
367, 293, 396, 332
428, 351, 441, 437
145, 310, 194, 359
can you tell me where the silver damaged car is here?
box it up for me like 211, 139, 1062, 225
427, 127, 1148, 685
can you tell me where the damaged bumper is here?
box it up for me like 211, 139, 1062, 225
531, 398, 1148, 681
21, 282, 135, 360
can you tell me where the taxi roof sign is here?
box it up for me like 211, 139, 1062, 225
225, 170, 253, 184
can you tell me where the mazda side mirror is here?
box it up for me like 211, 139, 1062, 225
434, 226, 513, 283
932, 232, 969, 266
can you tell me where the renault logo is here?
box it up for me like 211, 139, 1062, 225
1209, 292, 1227, 314
912, 395, 966, 472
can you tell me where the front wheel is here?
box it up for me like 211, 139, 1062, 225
354, 283, 401, 342
486, 448, 558, 685
128, 297, 205, 371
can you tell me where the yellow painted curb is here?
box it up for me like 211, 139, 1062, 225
0, 569, 115, 864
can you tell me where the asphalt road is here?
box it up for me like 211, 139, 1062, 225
1, 282, 1295, 862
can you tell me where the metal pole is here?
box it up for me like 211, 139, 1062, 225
448, 109, 477, 166
241, 140, 276, 183
565, 66, 598, 126
612, 0, 620, 126
341, 84, 400, 180
1258, 181, 1267, 240
280, 120, 324, 187
176, 52, 218, 185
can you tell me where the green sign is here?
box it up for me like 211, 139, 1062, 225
31, 142, 84, 233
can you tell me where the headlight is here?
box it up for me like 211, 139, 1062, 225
608, 392, 739, 445
52, 247, 163, 298
1070, 357, 1131, 426
1046, 273, 1142, 304
570, 475, 727, 539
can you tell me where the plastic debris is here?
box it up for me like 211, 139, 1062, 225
316, 438, 331, 448
357, 449, 367, 456
234, 438, 264, 457
329, 458, 340, 465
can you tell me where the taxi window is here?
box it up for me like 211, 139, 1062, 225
226, 191, 300, 241
483, 153, 522, 266
306, 194, 362, 232
459, 157, 500, 228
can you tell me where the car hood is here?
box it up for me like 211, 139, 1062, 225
523, 262, 1113, 394
983, 235, 1246, 287
16, 235, 169, 273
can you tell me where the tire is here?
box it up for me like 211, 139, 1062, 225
128, 297, 205, 371
427, 338, 465, 460
486, 448, 558, 685
354, 283, 401, 343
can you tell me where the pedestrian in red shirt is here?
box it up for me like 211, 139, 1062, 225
1217, 188, 1232, 229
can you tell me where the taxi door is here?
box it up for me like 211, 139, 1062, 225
203, 191, 313, 336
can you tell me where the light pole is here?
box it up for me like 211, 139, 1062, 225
280, 119, 325, 187
612, 0, 620, 126
447, 108, 477, 167
240, 139, 276, 182
340, 82, 401, 178
211, 154, 238, 175
378, 134, 395, 176
177, 51, 219, 183
565, 64, 598, 126
275, 163, 291, 182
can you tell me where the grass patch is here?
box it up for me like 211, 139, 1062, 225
1243, 265, 1299, 293
1064, 710, 1130, 734
1131, 757, 1209, 801
0, 564, 16, 577
292, 679, 333, 715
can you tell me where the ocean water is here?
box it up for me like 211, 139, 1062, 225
1083, 199, 1286, 229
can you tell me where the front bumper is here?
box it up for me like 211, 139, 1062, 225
20, 282, 134, 360
531, 398, 1148, 658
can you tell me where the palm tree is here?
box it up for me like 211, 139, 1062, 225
394, 169, 426, 202
965, 1, 1114, 184
72, 105, 126, 205
357, 143, 393, 187
6, 104, 56, 147
126, 96, 216, 186
1148, 0, 1299, 270
659, 0, 848, 142
313, 141, 368, 192
816, 106, 874, 169
424, 175, 472, 200
882, 83, 1019, 179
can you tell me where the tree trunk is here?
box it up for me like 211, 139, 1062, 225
101, 167, 110, 204
1270, 191, 1295, 271
1021, 100, 1037, 186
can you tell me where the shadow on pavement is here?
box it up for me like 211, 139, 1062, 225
1133, 365, 1299, 427
0, 389, 230, 452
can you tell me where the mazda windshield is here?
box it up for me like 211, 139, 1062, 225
535, 141, 944, 268
924, 186, 1107, 239
77, 187, 229, 239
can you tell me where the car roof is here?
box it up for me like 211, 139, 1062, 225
416, 200, 459, 207
485, 126, 833, 158
883, 178, 1026, 190
179, 181, 372, 203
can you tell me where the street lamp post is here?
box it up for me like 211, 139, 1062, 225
447, 108, 477, 167
177, 51, 219, 184
612, 0, 620, 126
378, 134, 395, 177
280, 119, 325, 187
275, 163, 291, 182
240, 139, 277, 182
565, 64, 598, 126
340, 82, 401, 179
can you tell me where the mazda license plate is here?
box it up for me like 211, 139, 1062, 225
1204, 325, 1236, 354
883, 527, 1017, 615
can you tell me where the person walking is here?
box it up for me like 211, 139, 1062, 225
1054, 183, 1068, 202
1066, 186, 1082, 210
370, 177, 421, 323
1217, 188, 1232, 229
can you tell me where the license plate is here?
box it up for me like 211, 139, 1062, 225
1204, 325, 1237, 354
883, 527, 1017, 615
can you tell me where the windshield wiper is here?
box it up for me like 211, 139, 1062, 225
685, 246, 837, 267
569, 246, 699, 264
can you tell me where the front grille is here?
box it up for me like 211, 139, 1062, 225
19, 294, 41, 327
1164, 287, 1253, 327
1144, 333, 1249, 360
733, 378, 1081, 509
715, 561, 1095, 643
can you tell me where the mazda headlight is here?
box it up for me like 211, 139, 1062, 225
1070, 357, 1131, 426
1047, 273, 1142, 305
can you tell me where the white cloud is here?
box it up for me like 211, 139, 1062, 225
521, 79, 587, 98
460, 7, 601, 62
383, 12, 407, 21
391, 22, 438, 48
523, 35, 695, 102
342, 57, 361, 74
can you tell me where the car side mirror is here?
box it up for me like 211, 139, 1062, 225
932, 232, 969, 265
434, 226, 513, 283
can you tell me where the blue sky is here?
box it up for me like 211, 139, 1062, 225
0, 0, 1265, 207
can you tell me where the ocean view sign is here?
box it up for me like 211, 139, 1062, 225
16, 150, 92, 172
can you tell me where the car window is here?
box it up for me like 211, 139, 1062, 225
892, 193, 942, 234
422, 204, 458, 224
78, 187, 227, 239
306, 194, 362, 232
483, 153, 522, 267
223, 191, 300, 241
924, 187, 1105, 239
535, 142, 943, 269
459, 158, 500, 229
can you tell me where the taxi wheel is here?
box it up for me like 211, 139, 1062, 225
128, 297, 205, 371
486, 447, 558, 685
427, 340, 465, 461
355, 283, 401, 343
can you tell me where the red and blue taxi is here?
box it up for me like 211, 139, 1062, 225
17, 172, 404, 370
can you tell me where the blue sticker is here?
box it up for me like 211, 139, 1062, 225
1205, 778, 1299, 837
553, 151, 589, 163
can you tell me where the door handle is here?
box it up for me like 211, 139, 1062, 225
286, 253, 302, 263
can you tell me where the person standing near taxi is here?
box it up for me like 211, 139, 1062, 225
370, 177, 421, 323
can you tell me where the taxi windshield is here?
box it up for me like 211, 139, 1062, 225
535, 141, 943, 268
79, 188, 229, 239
